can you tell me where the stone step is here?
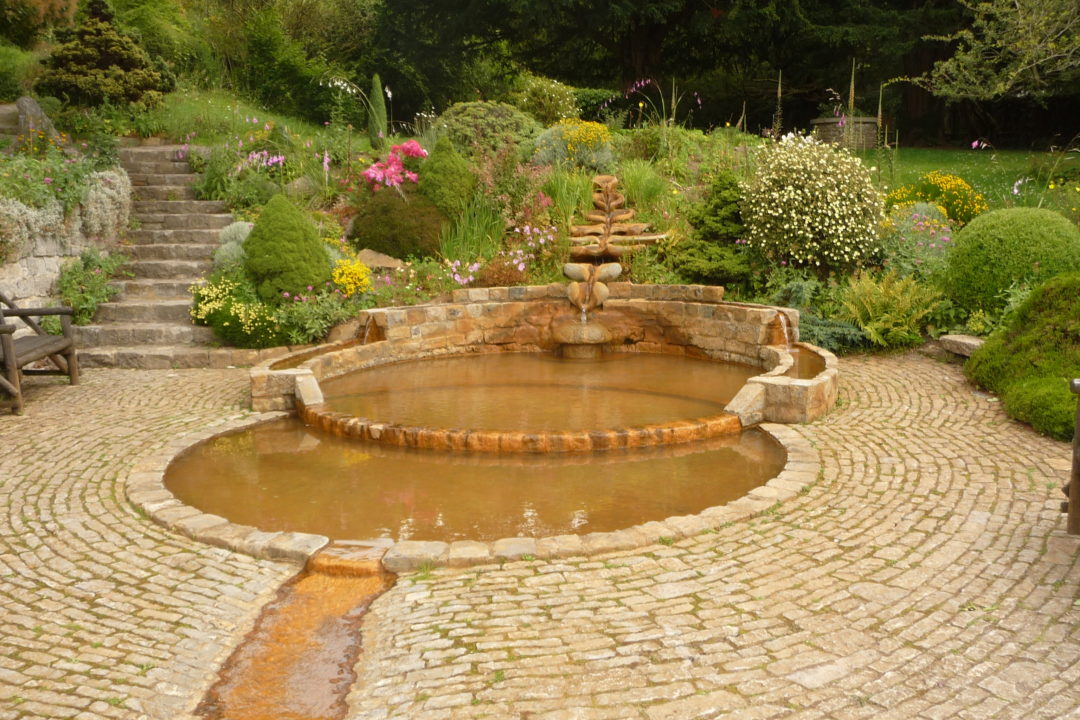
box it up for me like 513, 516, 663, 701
78, 344, 293, 370
127, 173, 198, 187
132, 185, 197, 201
74, 322, 217, 347
132, 200, 228, 215
128, 258, 212, 279
122, 160, 192, 175
119, 145, 198, 163
95, 299, 192, 324
137, 213, 233, 230
127, 228, 222, 245
126, 243, 218, 261
116, 278, 196, 300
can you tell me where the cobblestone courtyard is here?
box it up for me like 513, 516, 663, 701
1, 352, 1077, 719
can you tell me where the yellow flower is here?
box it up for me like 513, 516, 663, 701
1049, 182, 1056, 189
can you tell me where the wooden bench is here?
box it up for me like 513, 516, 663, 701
0, 290, 80, 414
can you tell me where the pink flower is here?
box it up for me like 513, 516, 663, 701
43, 177, 53, 184
971, 139, 979, 149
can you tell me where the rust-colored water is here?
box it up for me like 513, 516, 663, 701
165, 420, 786, 542
786, 347, 827, 379
197, 562, 392, 720
320, 353, 757, 432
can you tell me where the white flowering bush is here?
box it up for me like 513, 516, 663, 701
81, 169, 131, 241
510, 73, 580, 125
743, 134, 883, 273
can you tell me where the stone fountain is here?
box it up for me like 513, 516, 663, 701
553, 175, 665, 359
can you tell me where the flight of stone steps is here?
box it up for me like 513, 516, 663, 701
75, 144, 254, 368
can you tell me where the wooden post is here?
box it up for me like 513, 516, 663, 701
1070, 379, 1080, 535
1062, 379, 1080, 537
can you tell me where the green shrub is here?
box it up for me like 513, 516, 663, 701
276, 290, 367, 345
510, 72, 579, 125
368, 72, 388, 151
837, 270, 942, 348
743, 135, 883, 274
243, 194, 330, 303
437, 101, 541, 160
35, 0, 168, 109
763, 270, 867, 353
674, 170, 751, 286
574, 88, 616, 122
54, 248, 129, 325
532, 119, 615, 172
966, 272, 1080, 441
1003, 377, 1077, 441
417, 135, 476, 216
541, 169, 592, 228
347, 185, 447, 260
942, 208, 1080, 313
0, 44, 38, 101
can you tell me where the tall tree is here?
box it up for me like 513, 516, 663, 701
926, 0, 1080, 101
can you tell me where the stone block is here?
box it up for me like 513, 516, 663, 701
382, 541, 450, 572
492, 537, 537, 562
939, 334, 984, 357
535, 534, 585, 559
448, 541, 493, 567
265, 532, 330, 563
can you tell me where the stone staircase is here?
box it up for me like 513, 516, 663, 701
76, 144, 242, 368
0, 104, 19, 145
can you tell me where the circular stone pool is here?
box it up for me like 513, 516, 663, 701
164, 419, 786, 542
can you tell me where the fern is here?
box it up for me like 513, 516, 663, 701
838, 270, 942, 348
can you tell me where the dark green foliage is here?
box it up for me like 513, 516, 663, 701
54, 249, 129, 325
418, 135, 476, 216
574, 87, 615, 121
943, 208, 1080, 312
347, 185, 448, 260
670, 240, 751, 287
368, 73, 388, 151
765, 270, 868, 354
437, 101, 541, 159
1003, 377, 1077, 442
797, 313, 869, 354
688, 170, 744, 243
966, 272, 1080, 441
0, 0, 72, 48
35, 0, 168, 108
243, 195, 330, 303
674, 170, 750, 287
0, 44, 35, 101
238, 10, 334, 123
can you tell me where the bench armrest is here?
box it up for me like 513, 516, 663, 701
0, 324, 14, 334
2, 307, 74, 317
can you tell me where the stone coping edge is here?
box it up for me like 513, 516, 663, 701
124, 414, 819, 572
297, 402, 744, 454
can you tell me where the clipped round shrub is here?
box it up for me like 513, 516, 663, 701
347, 185, 447, 260
966, 272, 1080, 441
510, 73, 579, 125
437, 101, 541, 159
35, 0, 168, 108
743, 134, 884, 273
243, 194, 330, 303
942, 208, 1080, 312
532, 119, 615, 172
885, 171, 987, 226
418, 135, 477, 216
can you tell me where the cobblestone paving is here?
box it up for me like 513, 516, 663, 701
0, 370, 295, 720
349, 353, 1080, 720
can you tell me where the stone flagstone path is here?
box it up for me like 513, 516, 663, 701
0, 352, 1077, 719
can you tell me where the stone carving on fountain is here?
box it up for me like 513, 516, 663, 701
555, 174, 667, 359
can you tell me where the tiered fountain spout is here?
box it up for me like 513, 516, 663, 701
554, 175, 665, 359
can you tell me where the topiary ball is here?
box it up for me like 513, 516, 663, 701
243, 194, 330, 303
437, 101, 541, 160
942, 208, 1080, 312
